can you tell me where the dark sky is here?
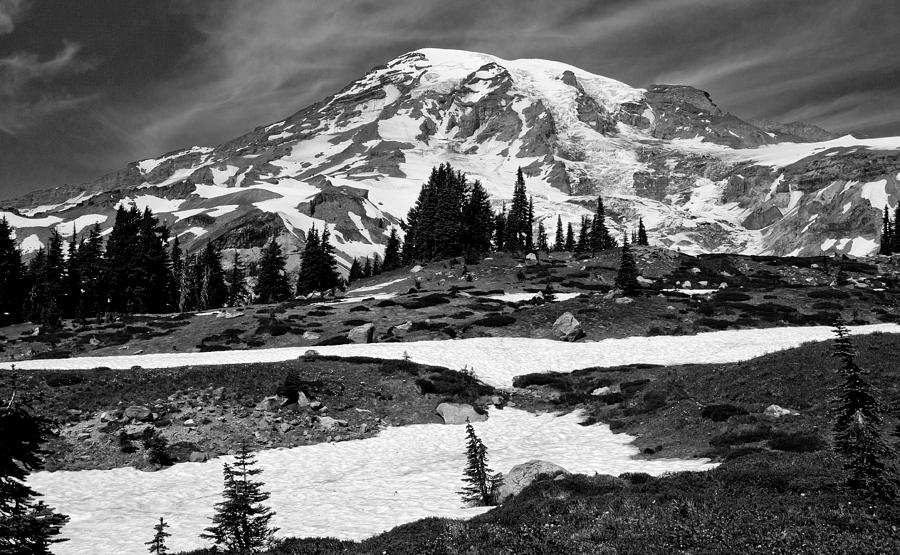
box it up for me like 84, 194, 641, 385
2, 0, 899, 199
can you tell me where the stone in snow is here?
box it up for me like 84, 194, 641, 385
496, 460, 570, 502
348, 322, 376, 344
435, 402, 487, 425
764, 404, 799, 418
552, 312, 584, 342
317, 416, 348, 431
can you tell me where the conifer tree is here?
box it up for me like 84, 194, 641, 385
503, 168, 529, 252
371, 253, 383, 276
64, 225, 80, 318
536, 221, 549, 252
199, 242, 227, 310
554, 216, 564, 251
575, 216, 591, 253
297, 226, 340, 295
524, 196, 535, 252
564, 222, 575, 251
348, 258, 363, 283
461, 180, 494, 263
136, 208, 172, 313
0, 218, 23, 325
894, 204, 900, 253
179, 254, 198, 312
362, 257, 373, 278
169, 236, 183, 311
201, 447, 277, 552
615, 235, 639, 294
637, 218, 649, 246
590, 196, 615, 254
227, 251, 248, 307
0, 395, 69, 552
254, 237, 291, 304
317, 226, 341, 291
458, 421, 503, 507
830, 320, 898, 498
880, 206, 894, 255
493, 205, 506, 251
146, 517, 170, 554
25, 231, 65, 327
382, 227, 402, 271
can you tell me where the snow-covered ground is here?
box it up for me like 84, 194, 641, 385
31, 408, 714, 555
4, 324, 896, 388
486, 291, 582, 303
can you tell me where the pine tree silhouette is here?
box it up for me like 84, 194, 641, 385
554, 216, 564, 251
637, 218, 649, 246
0, 395, 69, 553
0, 218, 23, 326
615, 235, 639, 294
254, 236, 291, 303
458, 421, 503, 506
146, 517, 171, 554
202, 447, 278, 552
383, 227, 402, 271
564, 222, 575, 251
830, 319, 898, 499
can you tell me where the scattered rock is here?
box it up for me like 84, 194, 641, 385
189, 451, 208, 463
309, 401, 323, 411
122, 423, 152, 439
348, 322, 376, 344
497, 460, 570, 502
278, 422, 293, 433
524, 253, 538, 266
124, 406, 153, 422
317, 416, 348, 431
435, 402, 487, 425
302, 331, 321, 341
764, 404, 800, 418
256, 396, 284, 411
183, 418, 197, 427
636, 276, 655, 286
615, 297, 633, 304
410, 265, 423, 273
552, 312, 585, 342
591, 386, 612, 396
88, 336, 101, 346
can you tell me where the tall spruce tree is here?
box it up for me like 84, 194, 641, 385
575, 216, 591, 253
461, 180, 494, 263
382, 227, 402, 271
137, 208, 173, 313
201, 447, 277, 552
169, 236, 183, 311
25, 231, 65, 327
458, 421, 503, 507
0, 396, 69, 553
894, 204, 900, 253
831, 320, 898, 498
297, 226, 340, 295
524, 196, 535, 252
64, 225, 80, 318
503, 168, 529, 252
590, 196, 615, 254
0, 218, 23, 325
536, 221, 549, 252
199, 242, 227, 310
146, 517, 170, 554
554, 216, 564, 251
879, 206, 893, 255
493, 205, 507, 251
637, 218, 649, 246
564, 222, 575, 251
348, 258, 363, 283
254, 237, 291, 304
615, 235, 639, 294
227, 251, 248, 307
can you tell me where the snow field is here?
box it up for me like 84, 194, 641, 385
31, 409, 715, 555
4, 324, 897, 389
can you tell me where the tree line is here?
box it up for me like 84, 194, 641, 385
879, 204, 900, 255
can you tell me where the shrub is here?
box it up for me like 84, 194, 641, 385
768, 431, 826, 453
401, 294, 451, 309
45, 372, 85, 387
472, 314, 516, 327
807, 289, 850, 299
715, 290, 751, 301
142, 428, 173, 466
376, 299, 397, 307
349, 305, 370, 312
701, 404, 749, 422
511, 373, 572, 390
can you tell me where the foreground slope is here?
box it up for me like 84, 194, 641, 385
3, 49, 900, 267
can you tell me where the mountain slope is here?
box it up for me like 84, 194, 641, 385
2, 48, 899, 268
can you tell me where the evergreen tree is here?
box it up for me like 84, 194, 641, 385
830, 320, 898, 498
461, 180, 494, 263
0, 218, 23, 325
297, 226, 340, 295
0, 396, 69, 553
894, 204, 900, 253
524, 196, 535, 252
553, 216, 564, 251
348, 258, 363, 283
458, 421, 503, 507
201, 447, 277, 552
493, 205, 507, 251
104, 205, 172, 314
317, 226, 341, 291
254, 237, 291, 304
170, 236, 183, 311
881, 206, 894, 255
24, 231, 65, 327
382, 227, 402, 271
615, 235, 639, 295
362, 257, 373, 278
564, 222, 575, 251
146, 517, 170, 554
575, 216, 591, 253
536, 221, 549, 252
64, 225, 80, 318
227, 251, 248, 307
371, 253, 382, 276
503, 168, 529, 252
179, 254, 198, 312
199, 242, 227, 310
637, 218, 649, 246
589, 196, 615, 254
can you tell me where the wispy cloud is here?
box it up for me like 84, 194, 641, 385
0, 0, 27, 35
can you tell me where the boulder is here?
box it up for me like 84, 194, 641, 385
256, 396, 283, 411
317, 416, 348, 431
552, 312, 584, 342
122, 423, 152, 439
636, 276, 655, 286
410, 265, 423, 273
435, 402, 487, 425
764, 404, 800, 418
615, 297, 633, 304
348, 323, 376, 344
525, 253, 538, 266
591, 386, 612, 396
302, 331, 321, 340
496, 460, 570, 502
183, 418, 197, 427
124, 405, 153, 422
189, 451, 208, 463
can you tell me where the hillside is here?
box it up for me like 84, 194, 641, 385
2, 48, 898, 272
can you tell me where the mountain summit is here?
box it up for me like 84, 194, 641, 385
3, 48, 899, 266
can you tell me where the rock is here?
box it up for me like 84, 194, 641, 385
256, 396, 284, 411
591, 386, 612, 396
99, 411, 114, 422
295, 391, 311, 407
681, 280, 692, 288
435, 402, 487, 425
524, 252, 538, 266
410, 265, 423, 273
636, 276, 655, 286
183, 418, 197, 427
212, 387, 225, 400
122, 423, 152, 439
718, 282, 728, 289
690, 267, 701, 274
348, 322, 376, 344
278, 422, 293, 433
302, 331, 320, 340
302, 349, 320, 358
309, 401, 323, 411
764, 404, 800, 418
189, 451, 208, 463
614, 297, 633, 304
552, 312, 584, 342
317, 416, 348, 431
124, 405, 153, 422
496, 460, 570, 502
89, 336, 101, 346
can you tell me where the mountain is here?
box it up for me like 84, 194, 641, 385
2, 48, 899, 269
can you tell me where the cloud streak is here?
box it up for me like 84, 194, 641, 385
0, 0, 27, 35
